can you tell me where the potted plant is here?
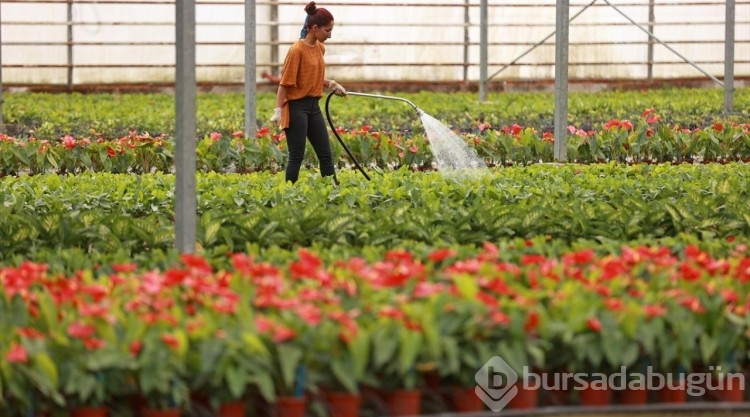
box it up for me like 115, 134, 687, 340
187, 320, 272, 417
307, 311, 370, 417
133, 327, 191, 416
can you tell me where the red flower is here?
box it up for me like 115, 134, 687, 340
523, 310, 540, 333
586, 317, 602, 332
161, 334, 180, 349
129, 340, 143, 356
643, 304, 667, 318
427, 248, 456, 263
272, 326, 296, 343
491, 311, 510, 325
6, 343, 28, 364
112, 263, 138, 273
16, 327, 45, 340
84, 338, 106, 351
604, 298, 623, 311
68, 322, 96, 339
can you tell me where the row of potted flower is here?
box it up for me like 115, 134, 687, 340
1, 109, 748, 176
1, 243, 749, 416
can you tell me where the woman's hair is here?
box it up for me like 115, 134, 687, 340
300, 2, 334, 38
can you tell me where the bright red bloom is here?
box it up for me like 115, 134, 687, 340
112, 263, 138, 273
161, 334, 180, 349
586, 317, 602, 332
524, 310, 540, 333
427, 248, 456, 263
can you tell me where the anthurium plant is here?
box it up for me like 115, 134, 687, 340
1, 243, 750, 414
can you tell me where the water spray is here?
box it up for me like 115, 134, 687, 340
325, 90, 484, 180
325, 91, 425, 181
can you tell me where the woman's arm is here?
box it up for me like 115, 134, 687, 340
275, 84, 288, 108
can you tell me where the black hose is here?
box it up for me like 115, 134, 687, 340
325, 91, 371, 181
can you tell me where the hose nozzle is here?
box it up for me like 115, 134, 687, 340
415, 107, 425, 117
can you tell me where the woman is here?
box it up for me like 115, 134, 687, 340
270, 1, 347, 184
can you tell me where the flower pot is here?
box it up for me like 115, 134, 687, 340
219, 400, 248, 417
141, 408, 182, 417
617, 387, 649, 405
382, 389, 421, 416
657, 379, 687, 404
579, 385, 611, 406
275, 396, 307, 417
507, 382, 538, 409
324, 391, 362, 417
713, 373, 746, 403
70, 406, 109, 417
449, 386, 484, 412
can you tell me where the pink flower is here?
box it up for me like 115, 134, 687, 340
6, 343, 28, 363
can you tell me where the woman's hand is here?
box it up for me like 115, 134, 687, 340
329, 80, 347, 96
270, 107, 282, 126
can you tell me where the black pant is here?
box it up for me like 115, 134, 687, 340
284, 97, 336, 183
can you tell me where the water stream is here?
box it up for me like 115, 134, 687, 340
419, 112, 487, 176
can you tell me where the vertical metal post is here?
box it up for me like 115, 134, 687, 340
0, 0, 4, 128
175, 0, 197, 254
554, 0, 569, 162
245, 0, 257, 138
67, 0, 73, 89
478, 0, 487, 101
647, 0, 654, 80
270, 0, 278, 76
463, 0, 469, 84
724, 0, 735, 114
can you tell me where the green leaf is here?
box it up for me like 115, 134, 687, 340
277, 344, 302, 392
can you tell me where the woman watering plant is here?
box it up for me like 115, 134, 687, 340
269, 1, 348, 184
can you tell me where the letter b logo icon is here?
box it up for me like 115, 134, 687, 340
475, 356, 519, 412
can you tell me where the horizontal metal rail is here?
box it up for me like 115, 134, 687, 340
5, 39, 742, 46
6, 60, 746, 69
1, 0, 746, 5
0, 0, 746, 87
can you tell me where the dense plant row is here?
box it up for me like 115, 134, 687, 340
2, 243, 749, 415
1, 163, 749, 270
3, 88, 748, 141
1, 110, 749, 176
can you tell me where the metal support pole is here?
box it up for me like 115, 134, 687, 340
478, 0, 487, 102
724, 0, 735, 114
647, 0, 654, 80
0, 0, 3, 128
67, 0, 73, 89
463, 0, 469, 84
245, 0, 257, 138
601, 0, 723, 87
554, 0, 569, 162
270, 0, 278, 76
175, 0, 197, 254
